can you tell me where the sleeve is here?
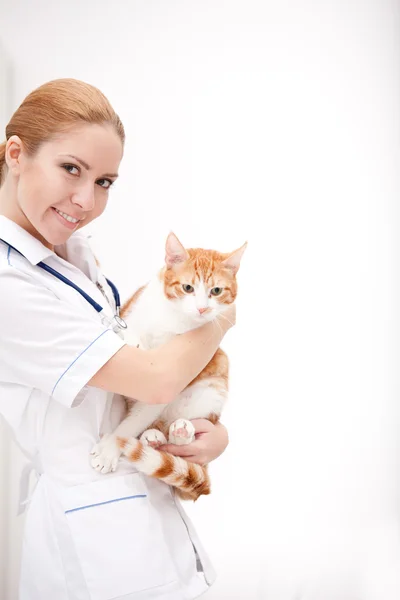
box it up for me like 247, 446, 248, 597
0, 268, 126, 407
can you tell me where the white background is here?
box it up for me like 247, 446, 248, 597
0, 1, 399, 598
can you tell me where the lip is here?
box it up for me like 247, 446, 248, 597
51, 207, 82, 230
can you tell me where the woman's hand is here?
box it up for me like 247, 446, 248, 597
159, 419, 229, 465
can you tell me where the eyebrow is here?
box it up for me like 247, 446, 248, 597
65, 154, 119, 178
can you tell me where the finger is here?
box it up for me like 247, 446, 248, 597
159, 444, 207, 465
159, 444, 195, 456
187, 456, 207, 466
162, 448, 206, 466
190, 418, 214, 433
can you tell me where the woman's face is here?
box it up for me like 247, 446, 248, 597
9, 123, 123, 248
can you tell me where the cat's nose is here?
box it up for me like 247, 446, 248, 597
198, 307, 208, 314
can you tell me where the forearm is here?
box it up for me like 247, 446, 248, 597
152, 318, 230, 401
89, 317, 231, 405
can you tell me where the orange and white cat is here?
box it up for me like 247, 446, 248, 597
91, 232, 246, 500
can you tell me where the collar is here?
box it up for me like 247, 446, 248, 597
0, 216, 96, 279
0, 215, 55, 265
54, 230, 99, 282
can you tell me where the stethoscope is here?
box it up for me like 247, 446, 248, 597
2, 240, 128, 335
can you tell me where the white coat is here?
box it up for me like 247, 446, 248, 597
0, 215, 216, 600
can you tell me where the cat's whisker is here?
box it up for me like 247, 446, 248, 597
214, 317, 226, 341
211, 318, 220, 337
203, 318, 221, 344
217, 313, 234, 328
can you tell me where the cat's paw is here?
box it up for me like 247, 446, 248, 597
90, 433, 109, 459
140, 429, 168, 448
90, 433, 122, 474
168, 419, 195, 445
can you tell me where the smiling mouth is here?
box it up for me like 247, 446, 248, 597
52, 207, 82, 224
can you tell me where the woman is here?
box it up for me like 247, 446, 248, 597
0, 78, 235, 600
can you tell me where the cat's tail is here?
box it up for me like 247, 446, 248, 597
117, 437, 210, 501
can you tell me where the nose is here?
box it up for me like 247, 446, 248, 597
72, 185, 95, 211
198, 307, 208, 314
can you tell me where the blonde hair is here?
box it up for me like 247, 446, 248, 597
0, 78, 125, 184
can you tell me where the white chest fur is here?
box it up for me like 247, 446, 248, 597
123, 277, 199, 350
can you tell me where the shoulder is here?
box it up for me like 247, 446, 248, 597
0, 249, 63, 320
0, 244, 33, 286
0, 242, 49, 292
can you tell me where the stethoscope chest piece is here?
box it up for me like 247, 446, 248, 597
114, 314, 128, 330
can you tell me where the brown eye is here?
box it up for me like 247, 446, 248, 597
211, 287, 223, 296
62, 164, 80, 176
97, 178, 113, 189
182, 284, 194, 293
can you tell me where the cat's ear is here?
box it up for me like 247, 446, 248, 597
221, 242, 248, 274
165, 232, 189, 267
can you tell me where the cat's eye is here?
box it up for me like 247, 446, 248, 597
182, 284, 194, 293
210, 287, 223, 296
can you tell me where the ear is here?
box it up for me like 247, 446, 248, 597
221, 242, 248, 274
5, 136, 24, 174
165, 232, 189, 267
